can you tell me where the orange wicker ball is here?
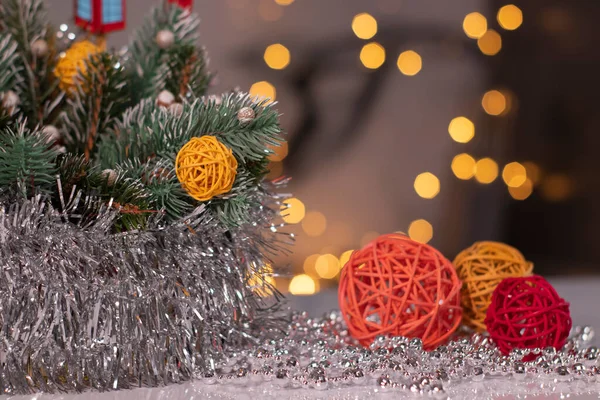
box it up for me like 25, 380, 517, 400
175, 135, 238, 201
453, 241, 533, 331
338, 233, 462, 350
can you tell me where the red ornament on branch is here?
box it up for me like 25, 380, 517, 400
168, 0, 192, 10
74, 0, 126, 34
338, 233, 462, 350
485, 275, 572, 359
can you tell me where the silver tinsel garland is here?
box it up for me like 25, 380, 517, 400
0, 180, 293, 394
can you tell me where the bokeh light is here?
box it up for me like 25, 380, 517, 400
475, 158, 499, 184
315, 254, 341, 279
396, 50, 422, 76
523, 161, 542, 186
268, 141, 288, 162
250, 81, 276, 104
352, 13, 378, 40
508, 178, 533, 200
303, 254, 320, 275
478, 29, 502, 56
497, 5, 523, 31
281, 198, 305, 224
339, 250, 354, 268
451, 153, 476, 180
463, 12, 488, 39
264, 44, 290, 70
502, 162, 527, 187
275, 0, 294, 5
482, 90, 507, 116
360, 42, 385, 69
288, 274, 317, 295
408, 219, 433, 244
414, 172, 440, 199
540, 173, 574, 202
448, 116, 475, 143
302, 211, 327, 237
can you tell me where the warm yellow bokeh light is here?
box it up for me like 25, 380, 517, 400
339, 250, 354, 268
360, 42, 385, 69
275, 0, 294, 5
498, 5, 523, 31
250, 81, 276, 104
288, 274, 316, 295
523, 161, 542, 186
281, 198, 305, 224
482, 90, 507, 116
448, 116, 475, 143
268, 141, 288, 162
414, 172, 440, 199
478, 29, 502, 56
451, 153, 476, 180
408, 219, 433, 244
360, 231, 380, 247
352, 13, 378, 40
502, 162, 527, 187
303, 254, 320, 274
508, 178, 533, 200
463, 12, 488, 39
302, 211, 327, 237
396, 50, 422, 76
264, 44, 290, 70
475, 158, 499, 184
315, 254, 340, 279
541, 173, 573, 202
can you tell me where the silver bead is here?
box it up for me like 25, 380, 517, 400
513, 362, 526, 380
31, 39, 49, 57
156, 29, 175, 49
377, 375, 393, 388
237, 106, 255, 124
169, 102, 183, 116
236, 367, 248, 377
409, 338, 423, 351
430, 382, 446, 399
471, 366, 485, 381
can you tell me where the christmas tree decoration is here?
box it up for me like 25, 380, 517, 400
0, 0, 288, 394
0, 90, 20, 111
175, 135, 238, 201
74, 0, 126, 35
156, 29, 175, 49
485, 275, 572, 358
338, 233, 462, 349
30, 38, 49, 57
237, 106, 256, 124
169, 102, 184, 115
41, 124, 61, 143
157, 89, 176, 107
453, 241, 533, 331
53, 39, 102, 92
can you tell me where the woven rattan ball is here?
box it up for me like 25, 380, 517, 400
485, 275, 571, 358
53, 40, 102, 92
338, 233, 462, 349
175, 135, 238, 201
453, 241, 533, 331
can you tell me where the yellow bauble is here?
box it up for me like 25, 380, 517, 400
53, 40, 102, 92
175, 136, 238, 201
453, 241, 533, 331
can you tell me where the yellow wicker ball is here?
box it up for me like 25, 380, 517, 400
53, 40, 102, 92
175, 136, 238, 201
453, 241, 533, 331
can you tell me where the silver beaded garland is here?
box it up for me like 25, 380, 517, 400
237, 106, 255, 124
201, 311, 599, 397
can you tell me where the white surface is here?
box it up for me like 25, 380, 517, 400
2, 277, 600, 400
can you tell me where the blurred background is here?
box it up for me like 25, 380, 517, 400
48, 0, 600, 296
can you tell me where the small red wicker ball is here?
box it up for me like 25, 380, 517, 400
485, 275, 571, 357
338, 233, 462, 350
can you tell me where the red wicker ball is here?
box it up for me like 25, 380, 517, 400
485, 275, 571, 357
338, 233, 462, 350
